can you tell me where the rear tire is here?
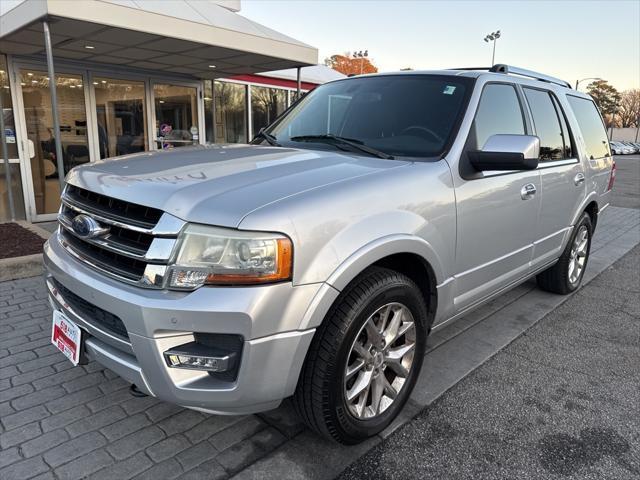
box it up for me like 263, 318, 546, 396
293, 267, 428, 444
536, 212, 592, 295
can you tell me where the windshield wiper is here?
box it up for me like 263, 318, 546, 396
289, 134, 394, 160
254, 129, 281, 147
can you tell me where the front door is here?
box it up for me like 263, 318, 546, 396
453, 83, 541, 312
17, 68, 91, 221
152, 82, 201, 150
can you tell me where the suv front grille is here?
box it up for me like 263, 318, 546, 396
65, 184, 163, 229
58, 185, 184, 288
52, 278, 129, 340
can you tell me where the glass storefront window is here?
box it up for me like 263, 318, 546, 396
153, 83, 198, 149
214, 81, 247, 144
1, 55, 26, 220
20, 70, 89, 216
250, 85, 286, 139
93, 77, 147, 159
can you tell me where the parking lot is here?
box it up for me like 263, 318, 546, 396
1, 156, 639, 480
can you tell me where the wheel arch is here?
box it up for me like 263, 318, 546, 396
298, 235, 444, 332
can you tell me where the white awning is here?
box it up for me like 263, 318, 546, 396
258, 65, 346, 85
0, 0, 318, 78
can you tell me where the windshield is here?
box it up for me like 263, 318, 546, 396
267, 74, 473, 158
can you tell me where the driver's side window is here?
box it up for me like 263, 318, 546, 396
471, 84, 525, 150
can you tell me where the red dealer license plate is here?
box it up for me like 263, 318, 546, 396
51, 310, 82, 366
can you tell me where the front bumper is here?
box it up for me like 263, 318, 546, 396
44, 232, 321, 414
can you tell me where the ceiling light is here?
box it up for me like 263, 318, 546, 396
101, 80, 107, 84
70, 85, 76, 88
159, 100, 165, 103
27, 72, 33, 76
93, 81, 99, 85
208, 65, 216, 69
31, 80, 37, 84
85, 45, 95, 50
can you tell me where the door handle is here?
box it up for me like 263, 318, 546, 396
574, 173, 585, 186
520, 183, 537, 200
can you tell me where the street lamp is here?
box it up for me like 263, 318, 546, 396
483, 30, 501, 65
575, 77, 602, 90
353, 50, 369, 75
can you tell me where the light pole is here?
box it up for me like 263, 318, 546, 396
575, 77, 602, 90
484, 31, 501, 65
353, 50, 369, 75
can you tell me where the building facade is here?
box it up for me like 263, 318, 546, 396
0, 0, 342, 222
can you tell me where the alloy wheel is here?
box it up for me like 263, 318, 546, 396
343, 302, 416, 419
568, 225, 589, 285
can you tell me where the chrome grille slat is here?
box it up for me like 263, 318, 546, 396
59, 186, 184, 289
64, 184, 162, 229
58, 213, 148, 260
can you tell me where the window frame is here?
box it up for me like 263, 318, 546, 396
520, 85, 579, 166
460, 81, 530, 179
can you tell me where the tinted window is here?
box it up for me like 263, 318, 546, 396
567, 96, 610, 159
524, 88, 567, 160
269, 75, 472, 157
471, 84, 524, 150
551, 95, 574, 159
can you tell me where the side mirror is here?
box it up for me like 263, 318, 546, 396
469, 134, 540, 171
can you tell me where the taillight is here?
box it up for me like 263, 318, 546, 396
607, 160, 616, 191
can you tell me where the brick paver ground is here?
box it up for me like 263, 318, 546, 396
1, 205, 638, 480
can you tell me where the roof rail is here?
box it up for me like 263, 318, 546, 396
489, 64, 572, 88
450, 65, 571, 88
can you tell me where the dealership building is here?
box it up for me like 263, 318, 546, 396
0, 0, 342, 222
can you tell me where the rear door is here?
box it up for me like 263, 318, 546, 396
565, 95, 614, 204
454, 83, 541, 311
521, 87, 585, 267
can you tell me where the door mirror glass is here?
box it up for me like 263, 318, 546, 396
469, 134, 540, 171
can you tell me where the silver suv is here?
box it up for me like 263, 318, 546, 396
44, 65, 615, 444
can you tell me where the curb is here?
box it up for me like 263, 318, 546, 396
0, 221, 51, 283
0, 253, 44, 282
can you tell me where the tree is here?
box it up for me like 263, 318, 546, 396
324, 54, 378, 76
617, 89, 640, 128
586, 80, 621, 122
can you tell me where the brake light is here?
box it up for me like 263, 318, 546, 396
607, 160, 616, 191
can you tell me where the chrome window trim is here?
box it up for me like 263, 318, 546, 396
537, 158, 580, 168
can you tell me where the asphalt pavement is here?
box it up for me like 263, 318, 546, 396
611, 154, 640, 209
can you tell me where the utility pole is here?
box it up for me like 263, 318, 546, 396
575, 77, 602, 90
353, 50, 369, 75
484, 31, 501, 65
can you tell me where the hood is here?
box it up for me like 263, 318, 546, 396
66, 145, 408, 227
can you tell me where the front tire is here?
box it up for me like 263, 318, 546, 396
293, 267, 428, 444
537, 212, 593, 294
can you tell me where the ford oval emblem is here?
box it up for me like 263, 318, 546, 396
71, 214, 109, 239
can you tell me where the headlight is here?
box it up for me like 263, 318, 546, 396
168, 225, 293, 289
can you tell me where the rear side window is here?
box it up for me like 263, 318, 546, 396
566, 96, 610, 159
471, 84, 525, 150
523, 88, 573, 161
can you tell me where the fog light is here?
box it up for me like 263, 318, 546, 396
163, 342, 236, 372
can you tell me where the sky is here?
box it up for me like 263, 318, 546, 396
241, 0, 640, 91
